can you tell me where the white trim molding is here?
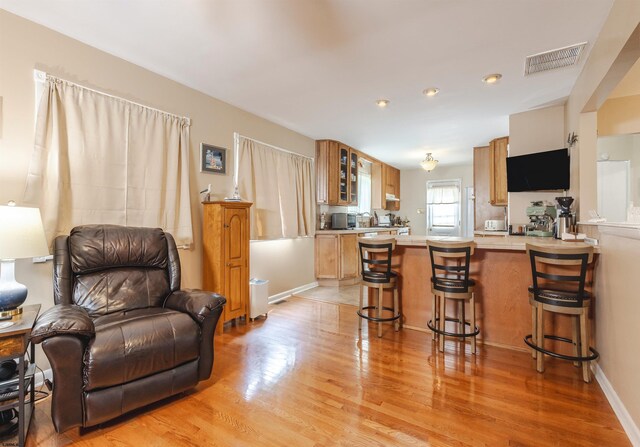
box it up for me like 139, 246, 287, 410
593, 363, 640, 446
269, 281, 318, 304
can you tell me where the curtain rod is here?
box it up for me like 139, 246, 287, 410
33, 69, 191, 125
234, 133, 314, 160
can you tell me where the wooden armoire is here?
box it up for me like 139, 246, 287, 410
202, 201, 252, 333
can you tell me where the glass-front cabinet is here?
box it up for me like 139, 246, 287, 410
350, 150, 358, 204
316, 140, 358, 206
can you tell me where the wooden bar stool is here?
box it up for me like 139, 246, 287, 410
357, 238, 401, 338
426, 240, 478, 354
524, 244, 598, 383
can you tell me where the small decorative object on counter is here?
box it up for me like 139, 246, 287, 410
320, 212, 326, 230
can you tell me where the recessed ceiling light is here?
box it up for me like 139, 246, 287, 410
423, 88, 440, 97
482, 73, 502, 84
376, 99, 390, 108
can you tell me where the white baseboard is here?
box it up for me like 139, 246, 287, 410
34, 367, 52, 388
593, 363, 640, 446
269, 281, 318, 304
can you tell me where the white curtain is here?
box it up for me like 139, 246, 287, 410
24, 76, 193, 246
427, 183, 460, 204
237, 137, 314, 240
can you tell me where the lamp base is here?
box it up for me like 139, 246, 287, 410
0, 307, 22, 319
0, 259, 28, 317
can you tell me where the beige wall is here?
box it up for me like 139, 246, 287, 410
507, 105, 566, 227
564, 0, 640, 437
598, 94, 640, 136
0, 10, 316, 365
399, 164, 473, 236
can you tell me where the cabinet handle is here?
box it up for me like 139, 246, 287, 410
223, 224, 229, 228
226, 262, 232, 267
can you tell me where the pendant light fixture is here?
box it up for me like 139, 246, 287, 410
420, 153, 438, 172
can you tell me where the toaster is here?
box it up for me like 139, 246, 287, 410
484, 219, 506, 231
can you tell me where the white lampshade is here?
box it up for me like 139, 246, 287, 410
0, 204, 49, 260
420, 153, 439, 172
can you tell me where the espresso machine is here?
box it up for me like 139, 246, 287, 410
525, 201, 557, 237
555, 196, 576, 239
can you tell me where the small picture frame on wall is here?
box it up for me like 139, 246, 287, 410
200, 143, 227, 175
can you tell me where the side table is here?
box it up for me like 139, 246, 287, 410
0, 304, 41, 447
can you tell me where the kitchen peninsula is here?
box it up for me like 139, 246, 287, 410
369, 234, 598, 351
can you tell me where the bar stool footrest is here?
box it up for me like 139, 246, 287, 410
428, 317, 480, 338
524, 334, 599, 362
357, 306, 401, 323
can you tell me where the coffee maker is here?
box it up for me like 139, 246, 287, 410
525, 201, 557, 237
555, 196, 576, 239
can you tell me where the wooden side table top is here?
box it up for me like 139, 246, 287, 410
0, 304, 41, 337
0, 304, 41, 359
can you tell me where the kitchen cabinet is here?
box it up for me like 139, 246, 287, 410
489, 136, 509, 206
384, 165, 401, 211
315, 229, 399, 286
474, 142, 508, 231
339, 234, 359, 279
371, 162, 401, 211
316, 140, 358, 206
202, 201, 252, 332
315, 234, 339, 279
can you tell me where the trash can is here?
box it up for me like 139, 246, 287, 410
249, 278, 269, 320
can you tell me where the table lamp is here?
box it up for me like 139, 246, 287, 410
0, 202, 49, 318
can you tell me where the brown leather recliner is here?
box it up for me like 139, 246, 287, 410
31, 225, 226, 433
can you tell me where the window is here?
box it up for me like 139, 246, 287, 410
25, 72, 193, 246
357, 171, 371, 214
235, 134, 314, 240
426, 179, 462, 236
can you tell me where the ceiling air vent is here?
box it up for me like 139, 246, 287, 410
524, 42, 587, 75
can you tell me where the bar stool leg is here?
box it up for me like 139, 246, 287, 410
377, 285, 383, 338
359, 283, 364, 332
536, 303, 544, 373
580, 310, 591, 383
431, 293, 437, 341
439, 294, 446, 352
531, 302, 537, 359
572, 315, 581, 367
459, 301, 466, 340
393, 287, 400, 332
470, 293, 477, 355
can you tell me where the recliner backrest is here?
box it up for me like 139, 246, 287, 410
54, 224, 181, 317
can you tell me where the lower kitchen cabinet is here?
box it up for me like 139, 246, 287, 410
315, 230, 398, 286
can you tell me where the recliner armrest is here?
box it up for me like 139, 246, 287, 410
164, 289, 226, 324
31, 304, 95, 344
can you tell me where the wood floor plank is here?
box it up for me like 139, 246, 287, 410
19, 296, 629, 446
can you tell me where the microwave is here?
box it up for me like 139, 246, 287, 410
331, 213, 356, 229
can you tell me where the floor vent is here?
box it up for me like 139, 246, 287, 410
525, 42, 587, 75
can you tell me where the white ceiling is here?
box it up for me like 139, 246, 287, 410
1, 0, 614, 168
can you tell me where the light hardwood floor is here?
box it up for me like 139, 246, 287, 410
24, 297, 628, 446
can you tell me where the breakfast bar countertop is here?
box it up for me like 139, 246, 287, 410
390, 234, 599, 252
315, 227, 409, 234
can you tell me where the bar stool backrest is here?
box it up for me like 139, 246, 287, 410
426, 240, 475, 294
526, 244, 594, 306
358, 238, 396, 284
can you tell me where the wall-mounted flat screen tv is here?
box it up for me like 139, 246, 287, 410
506, 148, 570, 192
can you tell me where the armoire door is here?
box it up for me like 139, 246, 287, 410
223, 207, 248, 320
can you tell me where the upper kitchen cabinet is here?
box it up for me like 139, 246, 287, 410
316, 140, 358, 206
489, 136, 509, 206
368, 160, 401, 211
384, 164, 401, 211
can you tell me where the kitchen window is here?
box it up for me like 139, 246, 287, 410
426, 179, 462, 236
